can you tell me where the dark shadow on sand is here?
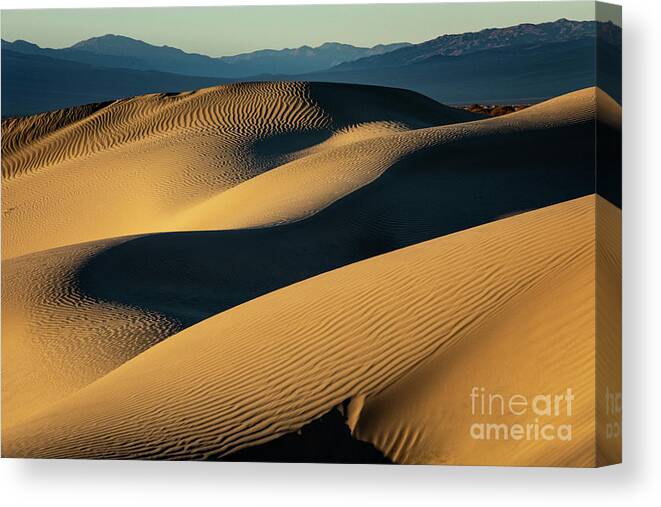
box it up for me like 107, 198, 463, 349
213, 406, 391, 464
77, 117, 619, 331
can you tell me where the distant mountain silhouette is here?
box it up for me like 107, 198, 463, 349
1, 18, 621, 117
331, 18, 620, 71
2, 38, 147, 70
1, 49, 230, 117
4, 35, 410, 78
291, 35, 621, 105
217, 41, 411, 75
256, 19, 619, 105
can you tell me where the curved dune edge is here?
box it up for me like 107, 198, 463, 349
171, 87, 616, 232
2, 82, 479, 259
2, 86, 617, 259
1, 236, 181, 427
3, 195, 602, 464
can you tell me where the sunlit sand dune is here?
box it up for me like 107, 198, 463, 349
595, 195, 623, 465
2, 86, 618, 259
172, 87, 618, 231
1, 86, 619, 430
2, 196, 610, 465
1, 82, 478, 258
355, 197, 621, 466
1, 82, 620, 465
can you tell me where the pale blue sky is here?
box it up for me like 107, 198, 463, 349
1, 2, 619, 57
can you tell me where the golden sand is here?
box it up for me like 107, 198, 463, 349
1, 84, 620, 465
3, 196, 618, 465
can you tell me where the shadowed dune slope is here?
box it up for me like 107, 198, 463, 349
1, 82, 479, 258
1, 88, 619, 426
1, 236, 180, 426
2, 196, 606, 465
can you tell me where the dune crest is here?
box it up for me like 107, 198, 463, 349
172, 87, 613, 232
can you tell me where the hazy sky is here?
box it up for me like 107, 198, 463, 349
1, 2, 619, 57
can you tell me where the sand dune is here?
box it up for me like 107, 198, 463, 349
2, 85, 618, 259
354, 202, 620, 467
1, 83, 620, 465
1, 82, 478, 258
595, 195, 622, 465
1, 236, 181, 426
3, 196, 611, 465
1, 86, 619, 429
172, 87, 619, 231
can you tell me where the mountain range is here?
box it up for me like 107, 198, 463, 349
1, 19, 621, 117
3, 36, 411, 77
1, 49, 231, 117
297, 35, 620, 105
332, 18, 621, 71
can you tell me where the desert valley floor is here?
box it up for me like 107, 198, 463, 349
1, 82, 621, 465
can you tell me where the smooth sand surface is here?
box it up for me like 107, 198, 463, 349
2, 196, 614, 464
2, 83, 621, 464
